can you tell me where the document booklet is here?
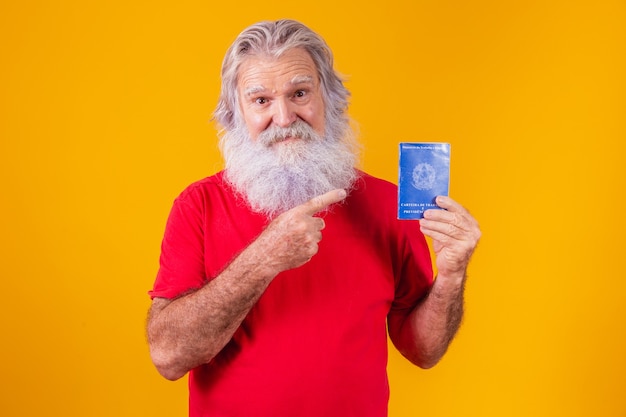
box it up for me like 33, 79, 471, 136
398, 142, 451, 220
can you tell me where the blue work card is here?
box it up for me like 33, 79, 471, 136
398, 142, 451, 220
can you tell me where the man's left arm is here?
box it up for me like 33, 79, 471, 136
388, 196, 481, 369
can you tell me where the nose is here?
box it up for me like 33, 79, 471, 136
272, 97, 297, 128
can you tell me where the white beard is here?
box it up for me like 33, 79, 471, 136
220, 119, 359, 218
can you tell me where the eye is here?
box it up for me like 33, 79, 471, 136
294, 90, 306, 99
255, 97, 268, 105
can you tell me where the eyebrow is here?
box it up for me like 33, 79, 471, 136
290, 75, 314, 85
243, 85, 266, 97
243, 75, 315, 97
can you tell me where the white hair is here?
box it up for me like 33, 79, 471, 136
221, 119, 359, 218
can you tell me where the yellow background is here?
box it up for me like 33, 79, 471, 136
1, 1, 625, 416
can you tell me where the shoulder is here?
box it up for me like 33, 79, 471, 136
168, 171, 260, 225
176, 171, 226, 200
349, 170, 398, 212
354, 170, 398, 195
333, 170, 400, 232
163, 171, 237, 222
171, 171, 236, 210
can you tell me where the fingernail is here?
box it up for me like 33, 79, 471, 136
337, 189, 347, 199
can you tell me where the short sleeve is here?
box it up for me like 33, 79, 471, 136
390, 221, 434, 314
149, 190, 207, 299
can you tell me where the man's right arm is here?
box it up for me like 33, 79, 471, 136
146, 189, 347, 380
147, 236, 281, 381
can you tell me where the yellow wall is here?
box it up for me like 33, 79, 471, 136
1, 1, 624, 416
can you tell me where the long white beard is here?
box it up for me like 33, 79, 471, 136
220, 120, 359, 218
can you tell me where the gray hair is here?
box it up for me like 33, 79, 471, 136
213, 19, 350, 140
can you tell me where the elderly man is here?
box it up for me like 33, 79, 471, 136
147, 19, 480, 417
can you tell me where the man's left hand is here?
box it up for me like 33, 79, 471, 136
419, 196, 481, 279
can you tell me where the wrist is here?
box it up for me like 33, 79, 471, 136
434, 270, 466, 289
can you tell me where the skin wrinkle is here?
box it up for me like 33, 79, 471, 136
238, 48, 325, 135
243, 75, 314, 98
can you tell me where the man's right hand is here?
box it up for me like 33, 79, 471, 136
257, 188, 347, 272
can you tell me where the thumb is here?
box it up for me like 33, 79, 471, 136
300, 189, 347, 216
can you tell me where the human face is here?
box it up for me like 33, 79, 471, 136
237, 48, 326, 142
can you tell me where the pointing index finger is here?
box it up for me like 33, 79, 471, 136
301, 189, 347, 216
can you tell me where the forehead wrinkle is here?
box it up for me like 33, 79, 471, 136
242, 74, 315, 97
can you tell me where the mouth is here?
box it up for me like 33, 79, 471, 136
259, 121, 315, 147
272, 135, 299, 145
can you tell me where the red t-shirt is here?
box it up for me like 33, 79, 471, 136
150, 170, 433, 417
